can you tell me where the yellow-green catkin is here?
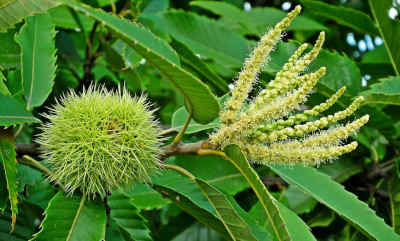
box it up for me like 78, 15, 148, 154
253, 96, 365, 143
302, 115, 369, 146
249, 32, 325, 113
220, 6, 301, 126
242, 141, 358, 166
258, 86, 347, 132
209, 5, 368, 166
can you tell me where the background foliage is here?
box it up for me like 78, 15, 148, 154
1, 0, 400, 240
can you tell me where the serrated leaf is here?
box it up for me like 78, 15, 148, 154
369, 0, 400, 75
172, 154, 249, 196
152, 171, 233, 241
108, 191, 153, 241
269, 165, 400, 241
112, 39, 142, 69
0, 94, 40, 128
153, 169, 270, 241
0, 213, 36, 241
171, 107, 220, 135
308, 48, 363, 97
362, 45, 391, 65
0, 30, 20, 69
389, 177, 400, 234
170, 38, 229, 93
284, 158, 363, 214
360, 77, 400, 105
152, 10, 249, 69
0, 128, 18, 232
249, 201, 317, 241
0, 0, 60, 32
307, 209, 335, 228
48, 5, 94, 31
15, 13, 57, 109
25, 180, 56, 210
60, 0, 220, 124
223, 144, 291, 241
31, 192, 106, 241
195, 178, 260, 241
123, 184, 169, 211
0, 167, 7, 212
0, 72, 10, 95
301, 0, 378, 35
191, 1, 326, 35
172, 222, 223, 241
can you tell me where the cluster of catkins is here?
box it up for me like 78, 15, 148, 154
209, 6, 369, 166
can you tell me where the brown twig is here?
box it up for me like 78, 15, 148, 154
80, 21, 100, 89
161, 140, 210, 159
15, 143, 40, 156
261, 177, 287, 187
367, 159, 395, 180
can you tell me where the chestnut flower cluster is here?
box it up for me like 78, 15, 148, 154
209, 6, 368, 166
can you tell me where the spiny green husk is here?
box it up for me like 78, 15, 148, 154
210, 6, 368, 166
36, 86, 162, 198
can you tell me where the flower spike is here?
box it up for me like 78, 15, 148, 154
221, 6, 302, 126
210, 6, 368, 166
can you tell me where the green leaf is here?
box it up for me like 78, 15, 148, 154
153, 10, 249, 68
0, 212, 36, 241
195, 178, 261, 241
269, 165, 400, 241
171, 107, 220, 135
0, 72, 10, 96
0, 30, 20, 69
0, 167, 7, 212
31, 192, 106, 241
172, 222, 223, 241
223, 145, 291, 241
170, 38, 229, 93
142, 0, 169, 14
0, 94, 40, 128
105, 220, 126, 241
362, 45, 390, 64
283, 157, 364, 215
172, 154, 249, 196
369, 0, 400, 75
152, 171, 233, 241
283, 187, 317, 215
301, 0, 378, 35
191, 1, 326, 35
389, 177, 400, 234
108, 191, 153, 241
15, 13, 57, 109
112, 39, 142, 69
309, 50, 363, 97
307, 209, 335, 228
0, 128, 18, 232
48, 6, 94, 31
123, 183, 170, 211
274, 202, 317, 241
0, 0, 60, 32
25, 180, 56, 210
360, 77, 400, 105
249, 201, 317, 241
61, 0, 220, 124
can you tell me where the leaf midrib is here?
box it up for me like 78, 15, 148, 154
27, 16, 38, 110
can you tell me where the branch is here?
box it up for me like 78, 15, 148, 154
15, 143, 40, 156
161, 140, 210, 159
